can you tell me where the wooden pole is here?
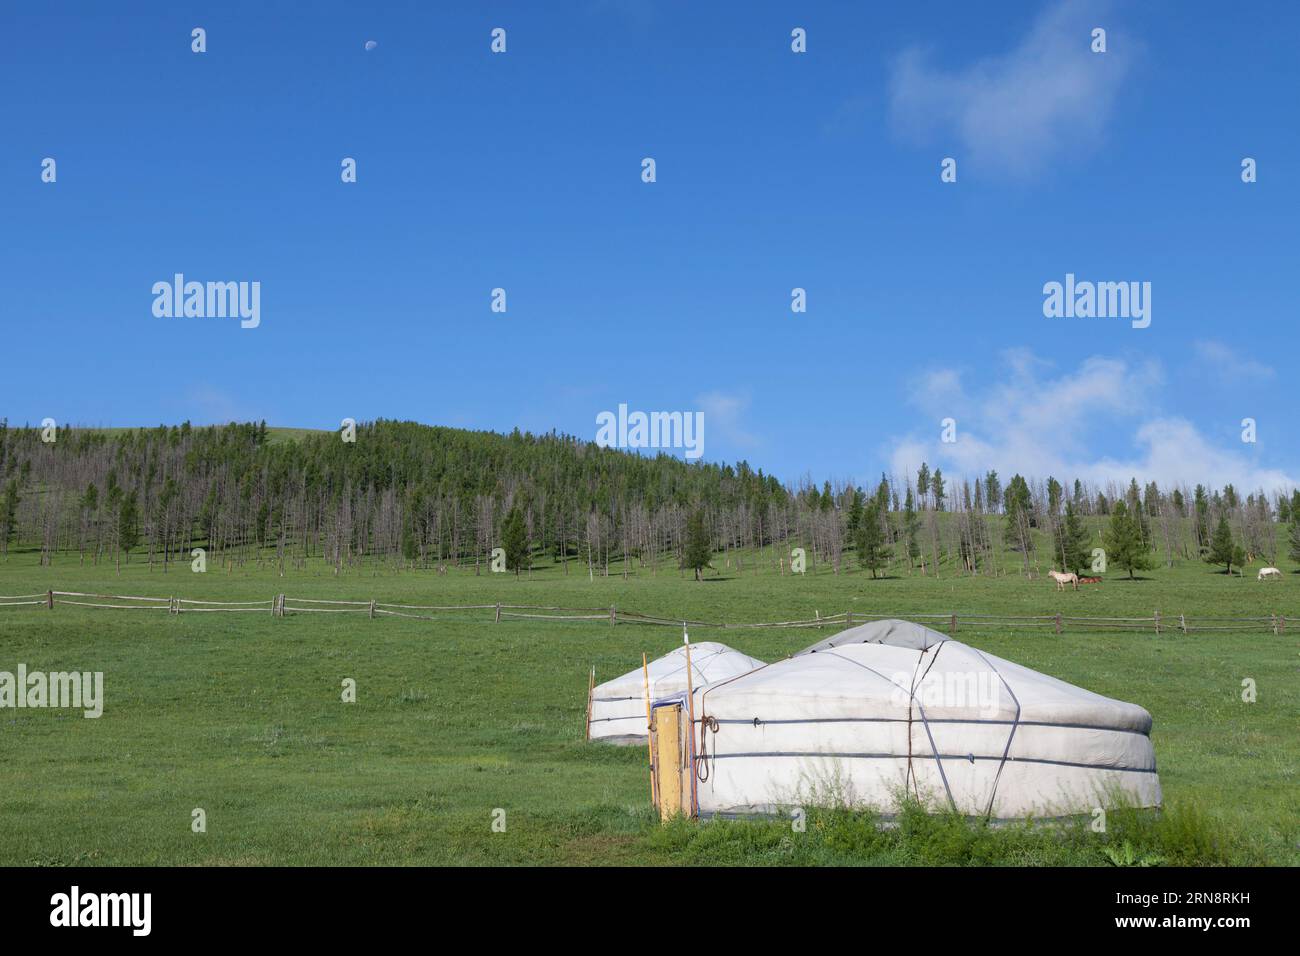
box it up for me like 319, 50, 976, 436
46, 590, 53, 610
643, 652, 657, 808
494, 601, 501, 623
369, 599, 376, 620
682, 625, 698, 818
1154, 610, 1161, 635
584, 665, 595, 741
1055, 612, 1061, 635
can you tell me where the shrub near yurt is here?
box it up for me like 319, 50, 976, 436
586, 642, 764, 745
657, 620, 1159, 820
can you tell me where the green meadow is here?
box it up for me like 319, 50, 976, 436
0, 542, 1296, 866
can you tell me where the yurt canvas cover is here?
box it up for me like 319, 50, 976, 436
588, 642, 765, 745
684, 620, 1159, 818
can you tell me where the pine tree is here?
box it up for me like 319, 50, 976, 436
1127, 478, 1152, 549
1047, 477, 1063, 516
117, 491, 141, 563
1288, 520, 1300, 568
501, 505, 529, 576
1205, 514, 1241, 575
1193, 485, 1209, 554
874, 473, 890, 513
984, 470, 1002, 511
1054, 500, 1091, 574
1003, 474, 1033, 547
1102, 501, 1154, 580
855, 503, 892, 579
682, 509, 713, 581
902, 489, 921, 569
846, 488, 864, 535
0, 479, 20, 555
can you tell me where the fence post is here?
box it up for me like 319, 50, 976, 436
609, 604, 616, 626
46, 590, 54, 611
1179, 613, 1187, 635
1154, 610, 1161, 635
1055, 612, 1061, 635
846, 610, 853, 627
369, 599, 376, 620
949, 613, 957, 637
815, 609, 821, 629
1271, 613, 1277, 636
494, 602, 501, 623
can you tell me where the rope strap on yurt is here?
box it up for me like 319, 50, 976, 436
966, 647, 1023, 819
694, 657, 783, 792
695, 715, 720, 782
906, 642, 945, 802
821, 647, 958, 813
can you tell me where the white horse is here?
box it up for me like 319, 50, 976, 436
1258, 567, 1282, 581
1048, 570, 1079, 591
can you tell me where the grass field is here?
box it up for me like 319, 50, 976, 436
1, 542, 1297, 866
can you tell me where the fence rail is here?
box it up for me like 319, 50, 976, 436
0, 590, 1291, 635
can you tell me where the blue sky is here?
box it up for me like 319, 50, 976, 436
2, 0, 1297, 492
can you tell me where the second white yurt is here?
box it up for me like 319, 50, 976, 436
587, 642, 765, 745
669, 620, 1159, 819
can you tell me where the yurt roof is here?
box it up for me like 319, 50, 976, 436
797, 617, 947, 654
597, 641, 765, 697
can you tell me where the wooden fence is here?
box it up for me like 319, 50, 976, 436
0, 590, 1291, 635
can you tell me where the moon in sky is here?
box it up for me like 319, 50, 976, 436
364, 40, 377, 51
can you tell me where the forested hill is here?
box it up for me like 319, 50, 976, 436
0, 419, 1292, 575
0, 419, 786, 570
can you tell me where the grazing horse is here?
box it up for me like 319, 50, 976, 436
1048, 570, 1079, 591
1258, 567, 1282, 581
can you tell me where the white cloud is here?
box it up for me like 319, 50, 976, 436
888, 0, 1134, 175
887, 351, 1296, 494
1192, 339, 1275, 385
1097, 419, 1294, 493
185, 384, 246, 425
696, 390, 760, 452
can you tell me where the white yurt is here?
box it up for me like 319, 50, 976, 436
681, 620, 1159, 819
587, 642, 765, 745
